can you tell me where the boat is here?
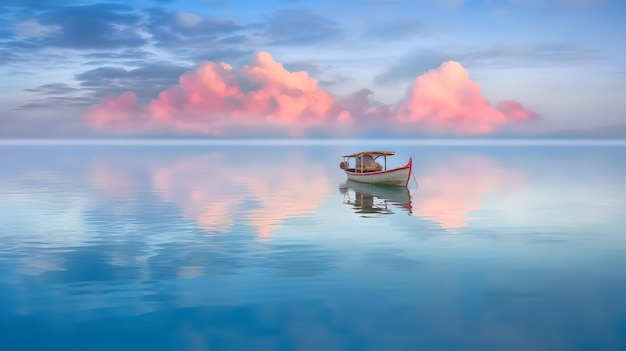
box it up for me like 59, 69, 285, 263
339, 180, 412, 217
339, 150, 412, 186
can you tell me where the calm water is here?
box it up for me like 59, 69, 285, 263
1, 143, 625, 350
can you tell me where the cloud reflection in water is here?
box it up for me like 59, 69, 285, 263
412, 155, 526, 229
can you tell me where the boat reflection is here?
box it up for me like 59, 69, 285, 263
339, 180, 412, 217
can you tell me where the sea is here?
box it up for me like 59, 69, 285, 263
1, 140, 625, 351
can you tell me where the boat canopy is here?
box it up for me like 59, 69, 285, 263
342, 150, 395, 158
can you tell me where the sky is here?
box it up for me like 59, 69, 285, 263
0, 0, 624, 139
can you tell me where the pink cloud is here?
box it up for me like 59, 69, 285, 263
496, 100, 538, 121
84, 52, 537, 136
394, 61, 537, 135
86, 91, 149, 133
85, 52, 351, 136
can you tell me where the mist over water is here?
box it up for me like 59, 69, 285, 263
1, 143, 625, 350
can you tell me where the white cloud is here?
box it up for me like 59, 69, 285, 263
14, 20, 59, 38
175, 12, 203, 27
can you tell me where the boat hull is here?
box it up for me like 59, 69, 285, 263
344, 157, 412, 186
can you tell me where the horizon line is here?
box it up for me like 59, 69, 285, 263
1, 138, 626, 146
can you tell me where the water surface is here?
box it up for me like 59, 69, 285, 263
1, 143, 625, 350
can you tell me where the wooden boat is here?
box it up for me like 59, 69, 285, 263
339, 150, 412, 186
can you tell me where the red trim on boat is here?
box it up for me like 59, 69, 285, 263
405, 157, 412, 186
344, 157, 412, 177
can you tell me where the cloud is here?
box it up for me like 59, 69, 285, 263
0, 3, 146, 69
376, 44, 603, 84
174, 11, 203, 27
365, 18, 426, 41
263, 9, 342, 45
143, 8, 253, 64
219, 35, 248, 45
84, 51, 537, 137
0, 4, 251, 67
17, 82, 94, 113
0, 49, 19, 65
83, 49, 154, 62
394, 61, 537, 134
34, 3, 146, 49
85, 51, 352, 136
75, 62, 191, 104
14, 19, 60, 37
375, 48, 454, 85
16, 61, 191, 114
17, 97, 93, 111
146, 8, 244, 47
282, 61, 329, 77
84, 91, 147, 133
24, 83, 78, 95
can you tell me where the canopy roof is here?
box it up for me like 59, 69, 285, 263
342, 150, 395, 158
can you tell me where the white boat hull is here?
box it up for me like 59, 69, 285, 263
344, 158, 412, 186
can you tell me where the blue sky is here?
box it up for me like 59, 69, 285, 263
0, 0, 624, 138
